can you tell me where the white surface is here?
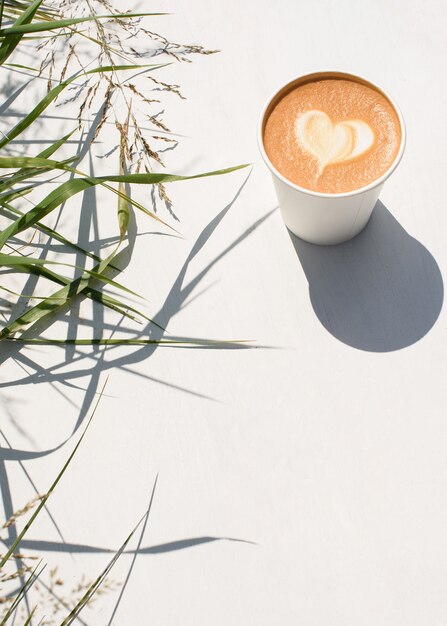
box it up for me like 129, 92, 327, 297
1, 1, 447, 624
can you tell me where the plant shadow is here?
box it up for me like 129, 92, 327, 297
290, 201, 444, 352
0, 173, 275, 446
0, 173, 265, 620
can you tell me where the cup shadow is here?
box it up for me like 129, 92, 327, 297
289, 201, 444, 352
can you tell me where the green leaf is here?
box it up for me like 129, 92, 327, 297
0, 177, 99, 249
0, 0, 45, 65
0, 164, 249, 249
0, 184, 34, 201
0, 252, 141, 297
0, 162, 249, 336
0, 156, 78, 194
117, 179, 129, 240
117, 116, 131, 241
35, 128, 77, 159
9, 337, 250, 346
3, 61, 39, 71
60, 476, 158, 626
22, 607, 38, 626
0, 563, 43, 625
0, 195, 157, 328
0, 12, 168, 36
17, 262, 154, 326
0, 155, 75, 169
0, 194, 105, 265
0, 250, 129, 338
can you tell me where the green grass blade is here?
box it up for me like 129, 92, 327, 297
0, 155, 77, 170
60, 476, 158, 626
117, 181, 129, 240
0, 0, 44, 65
0, 12, 167, 36
0, 185, 34, 201
0, 246, 150, 327
0, 563, 43, 625
0, 379, 108, 569
0, 192, 129, 277
102, 180, 175, 233
0, 257, 129, 338
0, 178, 98, 248
22, 607, 38, 626
15, 263, 150, 325
0, 164, 249, 249
0, 253, 142, 297
9, 338, 250, 346
117, 121, 130, 241
0, 157, 78, 194
0, 196, 103, 263
0, 129, 76, 180
99, 164, 251, 186
1, 0, 55, 18
81, 287, 158, 326
35, 128, 77, 159
0, 195, 106, 265
3, 61, 39, 70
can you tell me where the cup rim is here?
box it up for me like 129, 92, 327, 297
257, 70, 407, 199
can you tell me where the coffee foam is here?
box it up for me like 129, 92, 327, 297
263, 78, 401, 194
296, 110, 375, 173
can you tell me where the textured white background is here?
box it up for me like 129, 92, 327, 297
1, 1, 447, 624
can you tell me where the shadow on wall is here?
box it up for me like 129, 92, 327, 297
290, 201, 444, 352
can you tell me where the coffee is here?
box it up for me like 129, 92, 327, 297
263, 77, 401, 194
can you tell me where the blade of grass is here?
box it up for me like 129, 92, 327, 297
0, 185, 34, 201
0, 253, 137, 338
22, 607, 38, 626
60, 476, 158, 626
1, 0, 55, 18
0, 155, 79, 170
22, 28, 90, 41
0, 562, 43, 626
0, 12, 168, 36
117, 110, 131, 242
0, 0, 44, 65
0, 163, 247, 338
18, 263, 152, 325
117, 183, 129, 239
0, 253, 142, 297
0, 164, 249, 249
0, 164, 176, 238
0, 378, 108, 569
0, 195, 106, 265
1, 255, 155, 328
0, 162, 72, 194
34, 128, 77, 159
9, 338, 250, 346
3, 62, 39, 71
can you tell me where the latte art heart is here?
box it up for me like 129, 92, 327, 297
295, 110, 375, 173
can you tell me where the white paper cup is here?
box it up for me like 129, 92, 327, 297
258, 71, 406, 245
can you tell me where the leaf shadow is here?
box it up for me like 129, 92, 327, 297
0, 174, 275, 438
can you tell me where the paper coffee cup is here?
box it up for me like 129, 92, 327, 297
258, 71, 406, 245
